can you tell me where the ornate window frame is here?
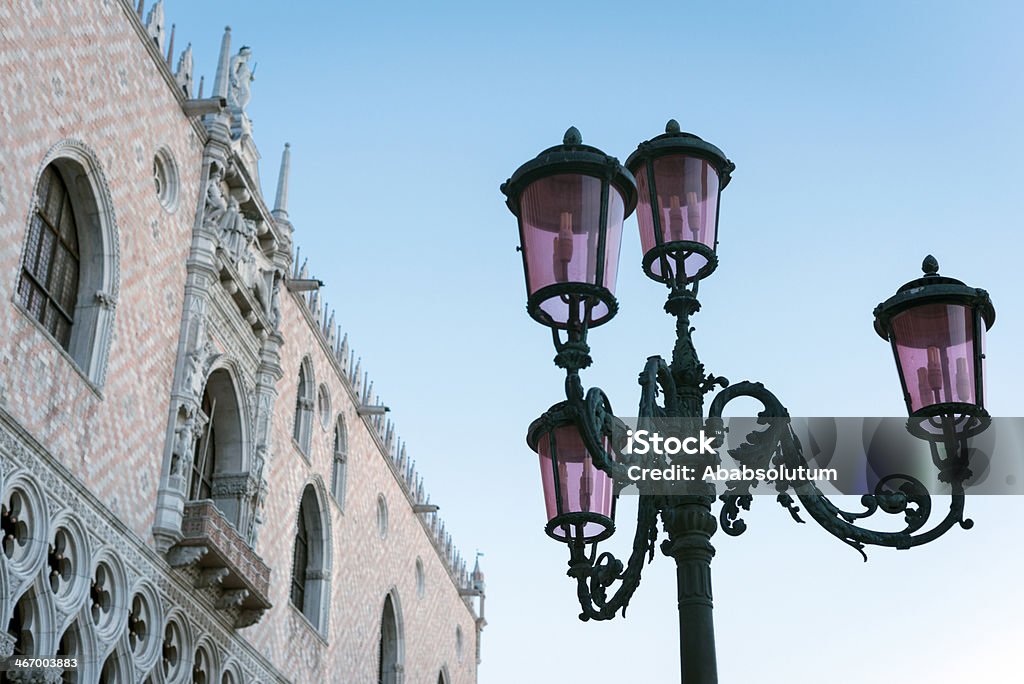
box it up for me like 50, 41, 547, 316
292, 357, 315, 456
289, 480, 332, 636
188, 364, 252, 529
378, 589, 405, 684
13, 140, 120, 388
330, 416, 348, 508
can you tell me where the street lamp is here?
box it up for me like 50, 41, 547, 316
626, 118, 734, 286
502, 125, 637, 334
501, 122, 996, 684
873, 254, 994, 418
527, 400, 627, 544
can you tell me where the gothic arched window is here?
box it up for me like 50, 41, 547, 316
6, 588, 39, 659
290, 484, 330, 632
289, 503, 308, 610
15, 146, 119, 385
331, 416, 348, 507
17, 165, 79, 348
57, 619, 84, 684
293, 358, 314, 455
378, 593, 403, 684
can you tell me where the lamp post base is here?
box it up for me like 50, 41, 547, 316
661, 491, 719, 684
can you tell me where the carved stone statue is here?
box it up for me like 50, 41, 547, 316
228, 46, 254, 111
251, 267, 275, 318
170, 407, 196, 476
218, 190, 256, 261
269, 275, 282, 327
183, 338, 221, 403
184, 345, 205, 400
203, 165, 228, 230
249, 472, 269, 544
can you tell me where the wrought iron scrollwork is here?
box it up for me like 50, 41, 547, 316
707, 380, 976, 559
567, 493, 660, 621
638, 356, 676, 422
550, 286, 980, 631
561, 354, 684, 620
706, 381, 792, 537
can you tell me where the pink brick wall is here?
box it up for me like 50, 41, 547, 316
247, 294, 479, 682
0, 2, 481, 681
0, 0, 202, 538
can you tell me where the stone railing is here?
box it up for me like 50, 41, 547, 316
168, 500, 272, 628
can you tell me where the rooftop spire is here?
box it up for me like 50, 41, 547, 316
473, 553, 485, 588
212, 26, 232, 99
145, 0, 165, 51
273, 143, 291, 220
174, 43, 193, 97
165, 23, 175, 66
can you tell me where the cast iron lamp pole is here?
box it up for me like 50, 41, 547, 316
501, 122, 996, 684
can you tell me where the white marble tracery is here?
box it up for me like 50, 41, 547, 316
0, 418, 284, 683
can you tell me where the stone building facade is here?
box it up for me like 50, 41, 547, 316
0, 1, 485, 682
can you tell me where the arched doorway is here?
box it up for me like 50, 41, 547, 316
189, 368, 246, 526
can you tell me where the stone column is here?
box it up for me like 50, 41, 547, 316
246, 333, 282, 544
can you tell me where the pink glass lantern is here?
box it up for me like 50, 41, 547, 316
528, 403, 616, 543
502, 127, 637, 330
874, 256, 994, 417
625, 120, 734, 285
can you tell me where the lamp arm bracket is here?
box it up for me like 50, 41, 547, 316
639, 355, 677, 420
560, 356, 679, 620
566, 355, 684, 482
706, 381, 973, 558
706, 381, 793, 536
564, 373, 632, 481
781, 428, 973, 560
567, 493, 660, 621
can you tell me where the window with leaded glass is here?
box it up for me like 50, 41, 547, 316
289, 485, 330, 632
290, 504, 309, 610
378, 594, 400, 684
17, 165, 80, 348
293, 359, 314, 454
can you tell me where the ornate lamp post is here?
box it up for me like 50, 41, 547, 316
501, 122, 996, 684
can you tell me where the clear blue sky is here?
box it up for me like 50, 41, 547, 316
164, 1, 1023, 681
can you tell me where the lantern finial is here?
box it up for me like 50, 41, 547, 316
922, 255, 939, 275
665, 119, 681, 134
563, 126, 582, 145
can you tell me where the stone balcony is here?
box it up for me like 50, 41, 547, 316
167, 500, 272, 628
